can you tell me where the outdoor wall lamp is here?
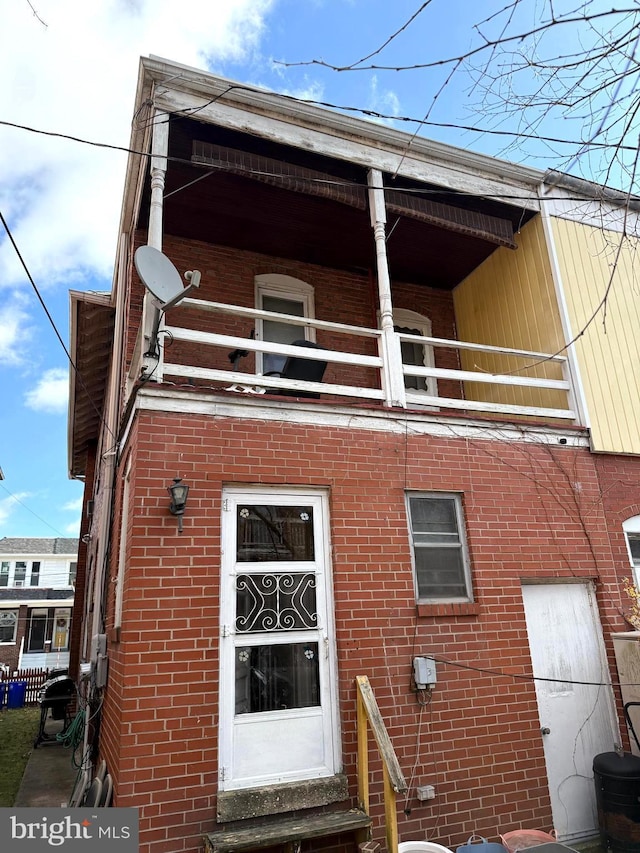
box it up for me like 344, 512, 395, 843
167, 477, 190, 533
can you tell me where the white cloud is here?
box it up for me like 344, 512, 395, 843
64, 519, 81, 536
0, 493, 30, 526
63, 497, 83, 513
24, 367, 69, 413
278, 80, 326, 104
0, 0, 277, 291
368, 75, 401, 125
0, 294, 33, 365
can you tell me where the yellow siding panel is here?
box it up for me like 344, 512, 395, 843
551, 216, 640, 454
453, 217, 567, 414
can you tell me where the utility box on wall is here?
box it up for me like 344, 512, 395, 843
613, 632, 640, 755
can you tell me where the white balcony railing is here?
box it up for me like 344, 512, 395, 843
137, 297, 576, 423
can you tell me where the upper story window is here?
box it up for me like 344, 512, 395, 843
624, 516, 640, 586
0, 610, 18, 644
393, 308, 437, 397
30, 561, 40, 586
407, 492, 473, 602
69, 562, 78, 586
14, 562, 26, 587
255, 274, 315, 375
0, 562, 8, 587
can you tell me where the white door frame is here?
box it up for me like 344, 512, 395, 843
522, 580, 619, 841
219, 486, 340, 791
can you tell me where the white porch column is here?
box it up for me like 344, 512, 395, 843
368, 169, 406, 407
140, 110, 169, 379
148, 111, 169, 249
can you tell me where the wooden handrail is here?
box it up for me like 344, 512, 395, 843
356, 675, 407, 853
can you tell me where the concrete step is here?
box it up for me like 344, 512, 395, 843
204, 808, 372, 852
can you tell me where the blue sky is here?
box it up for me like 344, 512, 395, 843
0, 0, 633, 537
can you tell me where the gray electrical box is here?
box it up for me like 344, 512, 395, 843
413, 656, 437, 689
90, 632, 107, 662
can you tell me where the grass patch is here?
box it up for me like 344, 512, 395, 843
0, 707, 40, 806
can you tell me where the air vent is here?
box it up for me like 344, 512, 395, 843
14, 581, 24, 587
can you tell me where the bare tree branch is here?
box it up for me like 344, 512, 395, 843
25, 0, 47, 28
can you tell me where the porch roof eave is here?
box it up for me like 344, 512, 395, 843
67, 290, 115, 480
137, 55, 544, 209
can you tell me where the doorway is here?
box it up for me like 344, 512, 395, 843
521, 581, 619, 841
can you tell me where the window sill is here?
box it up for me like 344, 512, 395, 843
417, 602, 480, 617
217, 774, 349, 823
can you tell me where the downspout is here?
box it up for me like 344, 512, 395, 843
367, 169, 406, 408
79, 233, 129, 789
538, 183, 590, 429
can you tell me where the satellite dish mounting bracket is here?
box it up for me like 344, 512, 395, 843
133, 245, 202, 361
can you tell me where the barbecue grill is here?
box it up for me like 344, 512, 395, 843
34, 675, 75, 748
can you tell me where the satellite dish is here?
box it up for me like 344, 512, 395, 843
134, 245, 201, 310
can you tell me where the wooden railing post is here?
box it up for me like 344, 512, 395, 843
383, 766, 399, 853
357, 682, 370, 815
356, 675, 407, 853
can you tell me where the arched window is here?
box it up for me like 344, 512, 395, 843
623, 515, 640, 585
393, 308, 437, 398
255, 275, 315, 375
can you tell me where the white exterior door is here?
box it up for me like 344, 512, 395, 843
219, 488, 340, 790
522, 582, 619, 842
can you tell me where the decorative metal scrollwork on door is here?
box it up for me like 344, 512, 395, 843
236, 573, 318, 632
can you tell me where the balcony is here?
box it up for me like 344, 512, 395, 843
117, 109, 584, 432
132, 295, 576, 424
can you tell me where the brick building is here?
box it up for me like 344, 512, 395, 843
0, 537, 76, 673
67, 57, 640, 853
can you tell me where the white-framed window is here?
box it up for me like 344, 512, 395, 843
68, 562, 78, 586
0, 610, 18, 644
624, 515, 640, 586
14, 561, 26, 587
219, 487, 340, 791
30, 561, 40, 587
406, 492, 473, 602
0, 562, 8, 588
393, 308, 437, 398
255, 274, 315, 375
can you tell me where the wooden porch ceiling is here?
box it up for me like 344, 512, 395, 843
139, 118, 535, 290
68, 292, 115, 480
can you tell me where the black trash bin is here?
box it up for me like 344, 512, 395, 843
594, 751, 640, 853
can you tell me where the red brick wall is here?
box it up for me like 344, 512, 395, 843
591, 451, 640, 747
99, 408, 627, 853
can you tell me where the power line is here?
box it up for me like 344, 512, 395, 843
428, 653, 640, 689
1, 118, 635, 204
0, 210, 117, 445
0, 482, 69, 538
0, 107, 637, 162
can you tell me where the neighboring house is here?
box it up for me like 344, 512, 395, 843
0, 538, 77, 672
67, 56, 640, 853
